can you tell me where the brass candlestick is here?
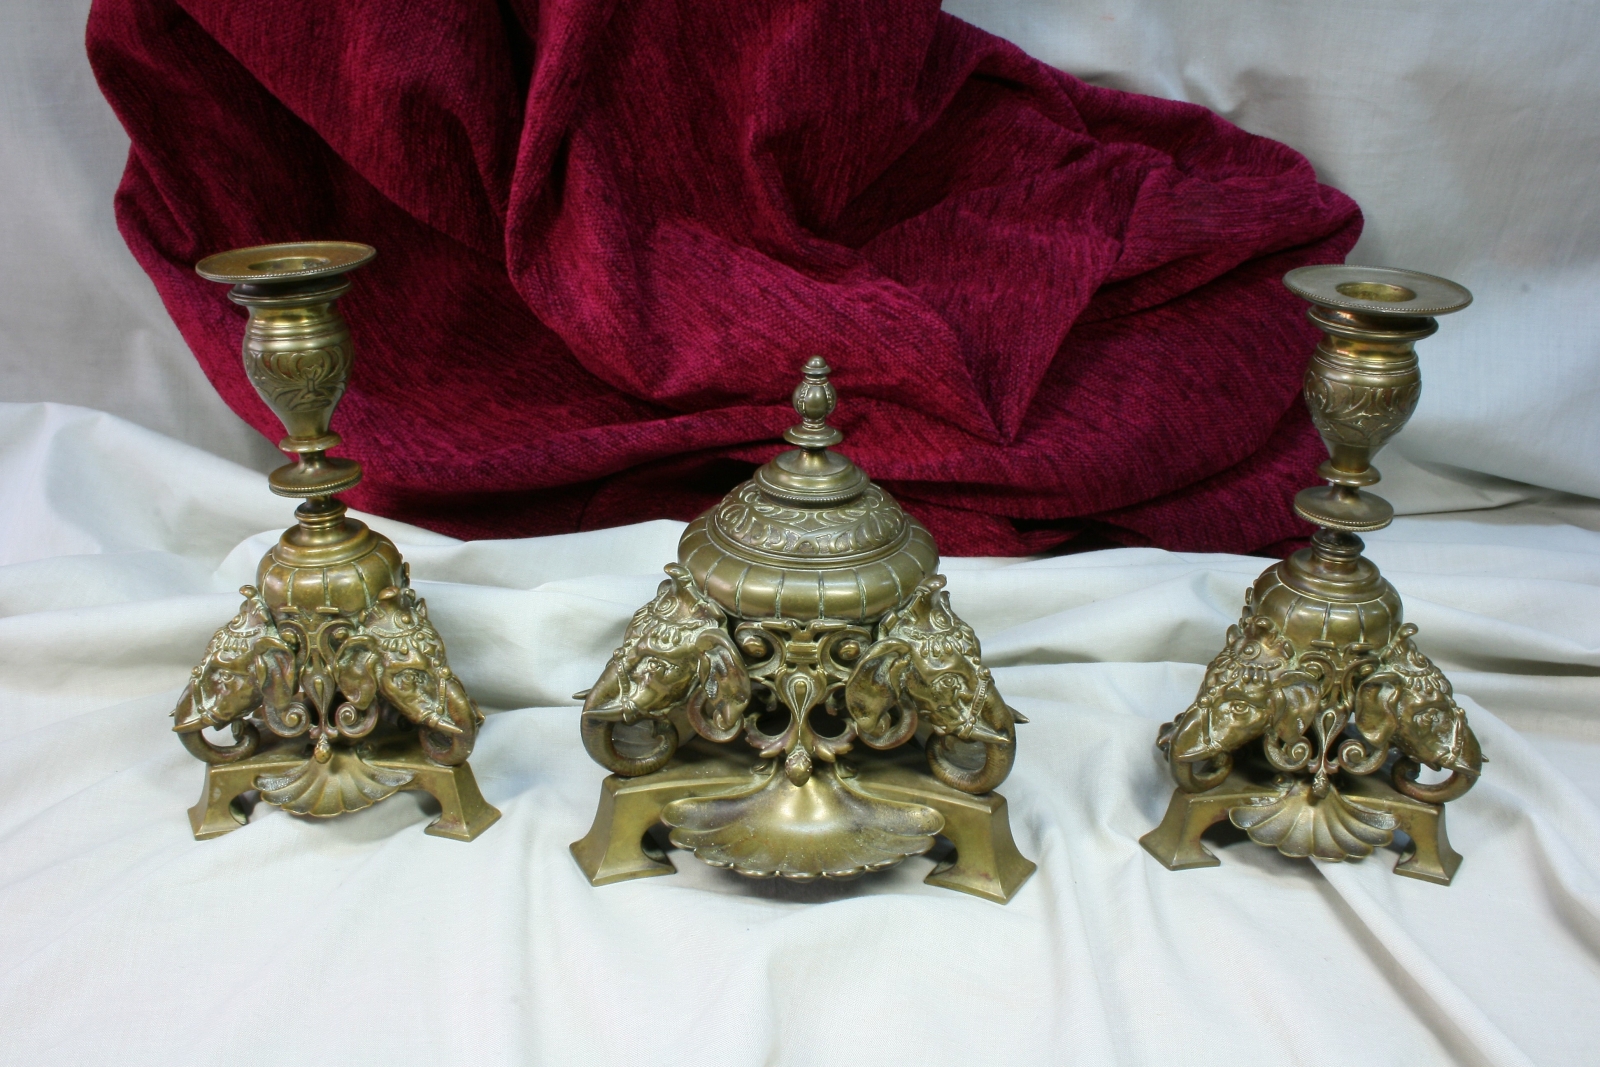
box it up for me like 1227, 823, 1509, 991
1141, 266, 1481, 884
571, 358, 1035, 902
173, 242, 499, 841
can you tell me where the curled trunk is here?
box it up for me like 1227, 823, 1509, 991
926, 720, 1014, 794
1170, 750, 1232, 793
1392, 755, 1478, 804
178, 719, 261, 764
581, 715, 678, 777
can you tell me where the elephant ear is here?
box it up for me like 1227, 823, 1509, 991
684, 630, 750, 742
844, 639, 919, 749
334, 638, 382, 713
1352, 676, 1398, 747
253, 637, 299, 714
1270, 674, 1320, 744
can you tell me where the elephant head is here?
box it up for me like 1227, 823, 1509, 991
580, 564, 750, 776
335, 586, 483, 766
844, 576, 1019, 794
172, 586, 295, 764
1162, 615, 1319, 791
1359, 626, 1482, 803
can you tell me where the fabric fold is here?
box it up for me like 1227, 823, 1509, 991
87, 0, 1361, 554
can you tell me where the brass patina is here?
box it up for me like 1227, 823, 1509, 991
572, 358, 1035, 902
175, 242, 499, 841
1141, 266, 1482, 884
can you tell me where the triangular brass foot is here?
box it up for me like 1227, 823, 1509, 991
187, 740, 500, 842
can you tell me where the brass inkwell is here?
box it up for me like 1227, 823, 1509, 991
572, 358, 1035, 902
1142, 266, 1482, 884
173, 241, 499, 841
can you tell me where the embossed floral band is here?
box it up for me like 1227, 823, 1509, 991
1142, 266, 1481, 884
571, 357, 1035, 902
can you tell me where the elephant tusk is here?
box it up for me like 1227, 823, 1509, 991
962, 719, 1011, 745
426, 716, 466, 736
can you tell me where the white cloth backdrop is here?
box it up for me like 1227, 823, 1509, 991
3, 403, 1600, 1066
3, 0, 1600, 1064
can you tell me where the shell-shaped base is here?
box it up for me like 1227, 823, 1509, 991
256, 748, 415, 817
662, 762, 944, 880
1230, 779, 1398, 861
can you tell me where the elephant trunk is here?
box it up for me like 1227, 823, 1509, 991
926, 720, 1014, 794
419, 680, 478, 766
1393, 717, 1483, 804
1392, 759, 1475, 804
1170, 750, 1231, 793
421, 725, 474, 766
1161, 708, 1234, 792
1392, 753, 1480, 804
178, 718, 261, 764
581, 714, 678, 777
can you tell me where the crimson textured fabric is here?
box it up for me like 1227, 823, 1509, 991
86, 0, 1360, 556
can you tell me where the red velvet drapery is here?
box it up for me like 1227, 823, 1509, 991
88, 0, 1359, 555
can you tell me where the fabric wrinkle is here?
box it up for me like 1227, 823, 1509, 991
86, 0, 1361, 556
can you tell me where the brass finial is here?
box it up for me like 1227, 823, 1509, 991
753, 356, 868, 506
783, 355, 843, 449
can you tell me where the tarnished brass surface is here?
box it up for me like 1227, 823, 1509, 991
572, 738, 1036, 903
679, 358, 938, 622
663, 761, 947, 880
189, 737, 500, 841
574, 358, 1033, 900
1140, 767, 1461, 885
177, 242, 498, 840
1143, 265, 1480, 884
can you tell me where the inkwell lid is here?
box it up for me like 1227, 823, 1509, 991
677, 357, 937, 622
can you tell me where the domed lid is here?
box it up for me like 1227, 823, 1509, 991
678, 358, 937, 622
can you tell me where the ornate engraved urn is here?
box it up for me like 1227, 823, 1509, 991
174, 242, 499, 841
571, 358, 1035, 902
1141, 266, 1482, 884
